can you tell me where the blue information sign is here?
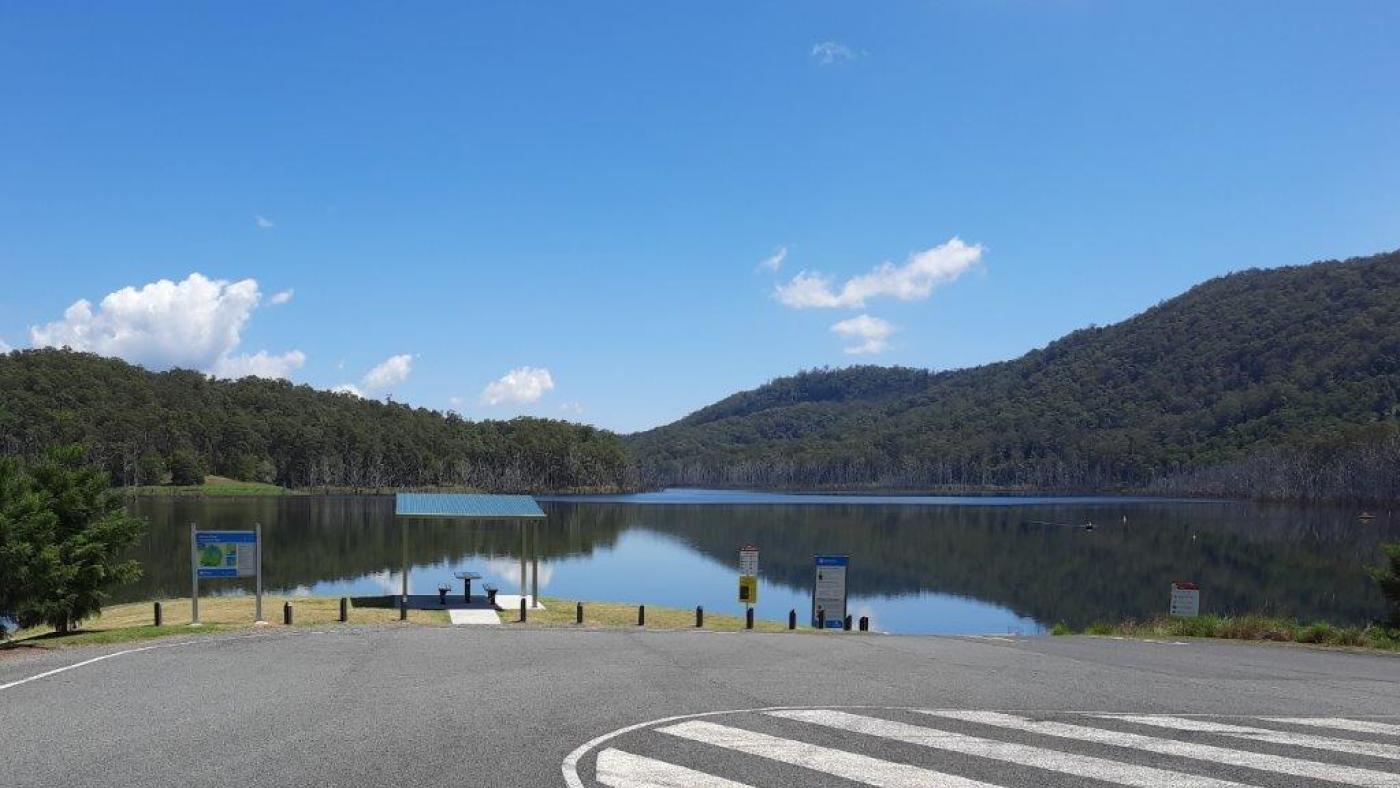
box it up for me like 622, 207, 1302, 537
194, 530, 258, 578
812, 554, 849, 628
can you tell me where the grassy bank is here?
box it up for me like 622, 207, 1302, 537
124, 475, 294, 497
3, 596, 449, 650
1053, 614, 1400, 651
499, 597, 799, 632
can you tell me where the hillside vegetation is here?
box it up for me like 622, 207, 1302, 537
0, 351, 633, 493
627, 250, 1400, 501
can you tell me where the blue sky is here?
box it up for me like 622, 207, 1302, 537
2, 2, 1397, 433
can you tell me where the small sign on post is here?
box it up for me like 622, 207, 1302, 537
191, 525, 264, 625
1170, 581, 1200, 618
738, 545, 759, 605
812, 555, 849, 629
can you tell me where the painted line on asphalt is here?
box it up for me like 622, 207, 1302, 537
1263, 717, 1400, 737
920, 710, 1400, 787
772, 709, 1249, 788
1101, 714, 1400, 761
0, 646, 159, 691
595, 748, 754, 787
658, 719, 1002, 787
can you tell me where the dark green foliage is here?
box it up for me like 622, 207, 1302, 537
167, 450, 205, 486
628, 250, 1400, 500
136, 453, 166, 486
0, 351, 634, 493
0, 447, 146, 633
1373, 543, 1400, 627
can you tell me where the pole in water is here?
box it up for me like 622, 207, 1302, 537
339, 597, 348, 623
637, 605, 645, 626
745, 607, 754, 630
153, 601, 162, 627
576, 601, 583, 625
695, 606, 704, 628
283, 602, 293, 626
788, 609, 796, 630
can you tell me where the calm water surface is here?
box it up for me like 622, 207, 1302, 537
122, 489, 1400, 635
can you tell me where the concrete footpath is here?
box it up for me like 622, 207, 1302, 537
1, 626, 1396, 787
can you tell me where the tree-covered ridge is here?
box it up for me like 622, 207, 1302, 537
0, 350, 634, 493
627, 250, 1400, 500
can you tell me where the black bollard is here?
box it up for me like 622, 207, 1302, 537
696, 606, 704, 628
788, 609, 797, 630
519, 597, 527, 623
746, 608, 754, 630
399, 597, 407, 621
844, 614, 852, 631
638, 605, 645, 626
817, 610, 826, 630
859, 616, 869, 632
339, 597, 349, 623
283, 602, 293, 626
576, 601, 584, 625
153, 601, 162, 627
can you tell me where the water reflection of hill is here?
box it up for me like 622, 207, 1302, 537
581, 502, 1396, 627
119, 496, 1397, 628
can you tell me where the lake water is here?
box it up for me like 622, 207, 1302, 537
122, 489, 1400, 635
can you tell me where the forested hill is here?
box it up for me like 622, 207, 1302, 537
627, 249, 1400, 502
0, 350, 633, 493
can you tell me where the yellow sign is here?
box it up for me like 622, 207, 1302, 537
738, 574, 758, 603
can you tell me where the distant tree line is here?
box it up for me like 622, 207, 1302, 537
0, 350, 636, 493
628, 250, 1400, 502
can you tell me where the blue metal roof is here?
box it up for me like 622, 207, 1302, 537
394, 493, 546, 519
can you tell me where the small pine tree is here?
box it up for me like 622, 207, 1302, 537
0, 447, 147, 633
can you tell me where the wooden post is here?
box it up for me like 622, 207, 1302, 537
746, 608, 754, 630
859, 616, 869, 632
339, 597, 349, 623
153, 601, 162, 627
283, 602, 293, 626
519, 596, 527, 623
637, 605, 645, 626
695, 606, 704, 628
788, 609, 796, 630
576, 601, 583, 625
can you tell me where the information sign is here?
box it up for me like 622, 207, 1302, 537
195, 531, 258, 578
1170, 581, 1200, 618
812, 555, 848, 628
739, 546, 759, 604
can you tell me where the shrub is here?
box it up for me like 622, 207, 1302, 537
1373, 543, 1400, 627
1050, 622, 1072, 636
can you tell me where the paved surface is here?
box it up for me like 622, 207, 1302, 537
1, 626, 1397, 787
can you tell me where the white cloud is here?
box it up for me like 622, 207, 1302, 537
255, 215, 276, 229
269, 288, 294, 305
831, 314, 894, 354
559, 401, 584, 416
331, 384, 363, 397
758, 246, 788, 273
29, 272, 303, 377
481, 366, 554, 406
775, 238, 983, 309
213, 350, 306, 380
812, 41, 855, 64
362, 354, 413, 391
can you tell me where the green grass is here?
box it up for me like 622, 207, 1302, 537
2, 595, 449, 650
124, 475, 293, 497
1054, 614, 1400, 651
499, 596, 805, 632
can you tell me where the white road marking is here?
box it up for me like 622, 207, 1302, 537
1263, 718, 1400, 737
919, 710, 1400, 787
595, 748, 753, 787
447, 609, 500, 625
0, 645, 157, 691
658, 719, 1002, 787
1103, 714, 1400, 761
771, 709, 1249, 788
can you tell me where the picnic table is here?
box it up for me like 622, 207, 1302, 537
452, 570, 483, 602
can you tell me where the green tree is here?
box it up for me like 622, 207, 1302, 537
137, 453, 166, 486
0, 447, 146, 633
1373, 543, 1400, 627
168, 450, 205, 486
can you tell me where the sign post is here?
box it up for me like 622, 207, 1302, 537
738, 545, 759, 610
1170, 581, 1200, 618
191, 526, 262, 625
812, 555, 849, 629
